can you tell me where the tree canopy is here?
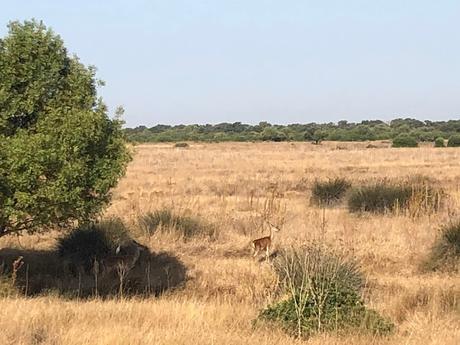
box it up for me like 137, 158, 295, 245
0, 20, 131, 237
124, 118, 460, 143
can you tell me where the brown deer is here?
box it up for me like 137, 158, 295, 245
100, 240, 148, 276
251, 221, 280, 260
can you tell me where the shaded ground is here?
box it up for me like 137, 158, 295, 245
0, 247, 187, 298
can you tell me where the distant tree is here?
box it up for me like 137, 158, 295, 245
261, 127, 287, 142
0, 20, 131, 237
312, 129, 328, 144
447, 135, 460, 147
434, 137, 445, 148
392, 134, 418, 148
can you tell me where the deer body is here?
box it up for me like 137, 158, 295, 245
100, 240, 147, 276
251, 224, 279, 260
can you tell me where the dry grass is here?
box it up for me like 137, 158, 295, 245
1, 141, 460, 344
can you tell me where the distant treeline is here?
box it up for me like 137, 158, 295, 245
124, 118, 460, 143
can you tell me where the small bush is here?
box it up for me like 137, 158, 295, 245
347, 180, 443, 215
311, 178, 351, 206
56, 218, 131, 270
174, 142, 189, 148
138, 209, 215, 239
258, 245, 393, 338
447, 135, 460, 147
434, 137, 445, 148
392, 134, 418, 148
422, 221, 460, 272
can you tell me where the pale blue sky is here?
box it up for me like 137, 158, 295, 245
1, 1, 459, 127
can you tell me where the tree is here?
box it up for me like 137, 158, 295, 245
312, 129, 328, 144
392, 134, 418, 148
434, 137, 445, 148
0, 20, 131, 237
260, 127, 287, 141
447, 135, 460, 147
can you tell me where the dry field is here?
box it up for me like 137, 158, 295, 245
1, 141, 459, 345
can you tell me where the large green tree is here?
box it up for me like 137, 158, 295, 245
0, 20, 131, 237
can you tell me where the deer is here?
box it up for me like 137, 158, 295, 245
99, 239, 148, 276
251, 221, 280, 260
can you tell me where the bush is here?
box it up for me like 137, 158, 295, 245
447, 135, 460, 147
392, 134, 418, 148
138, 209, 215, 239
258, 245, 393, 338
422, 221, 460, 272
56, 218, 131, 271
434, 137, 445, 147
311, 178, 351, 206
174, 142, 189, 148
347, 180, 443, 215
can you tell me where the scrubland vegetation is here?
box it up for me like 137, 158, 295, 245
124, 118, 460, 144
1, 141, 459, 344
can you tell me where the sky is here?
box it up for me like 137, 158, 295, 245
1, 1, 459, 127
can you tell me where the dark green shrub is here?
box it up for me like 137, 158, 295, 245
447, 135, 460, 147
392, 134, 418, 148
348, 183, 410, 213
258, 245, 393, 338
56, 218, 131, 270
174, 142, 189, 148
138, 209, 215, 239
434, 137, 445, 148
422, 221, 460, 272
311, 178, 351, 206
347, 180, 443, 215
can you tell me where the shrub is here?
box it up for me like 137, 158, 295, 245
174, 142, 189, 148
258, 245, 393, 338
422, 221, 460, 272
347, 180, 443, 215
138, 209, 215, 239
447, 135, 460, 147
311, 178, 351, 206
392, 134, 418, 148
434, 137, 445, 148
56, 218, 131, 270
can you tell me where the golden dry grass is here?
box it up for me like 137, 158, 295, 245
1, 141, 459, 344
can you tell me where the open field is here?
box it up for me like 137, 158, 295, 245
1, 141, 459, 345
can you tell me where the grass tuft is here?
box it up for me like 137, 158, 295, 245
311, 178, 351, 206
347, 179, 443, 215
138, 209, 216, 240
421, 221, 460, 272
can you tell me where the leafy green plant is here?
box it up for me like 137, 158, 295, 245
422, 221, 460, 272
392, 134, 418, 148
447, 135, 460, 147
258, 245, 393, 338
434, 137, 445, 148
138, 209, 216, 239
0, 20, 131, 238
311, 178, 351, 206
